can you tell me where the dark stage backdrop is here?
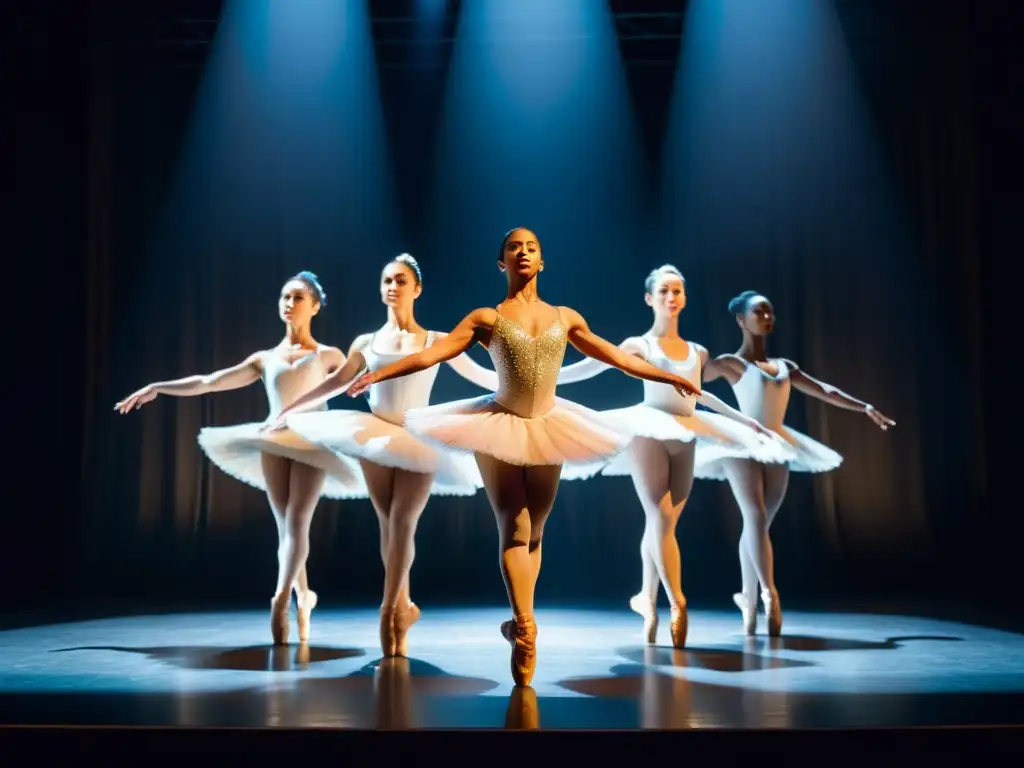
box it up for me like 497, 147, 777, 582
8, 1, 1018, 619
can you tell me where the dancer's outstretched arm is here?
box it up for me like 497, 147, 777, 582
561, 308, 701, 397
438, 333, 499, 391
348, 308, 496, 396
114, 353, 265, 413
556, 337, 647, 385
789, 363, 894, 430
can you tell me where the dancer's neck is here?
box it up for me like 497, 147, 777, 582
385, 305, 419, 333
648, 315, 681, 339
737, 334, 767, 362
284, 324, 315, 349
506, 276, 540, 304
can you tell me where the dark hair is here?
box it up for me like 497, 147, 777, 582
644, 264, 685, 293
389, 253, 423, 285
727, 290, 761, 315
499, 227, 540, 259
290, 271, 327, 307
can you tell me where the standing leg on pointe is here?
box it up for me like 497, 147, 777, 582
380, 467, 433, 657
725, 460, 780, 636
270, 460, 326, 645
760, 463, 790, 635
361, 460, 402, 656
476, 452, 561, 687
262, 454, 310, 644
627, 438, 693, 648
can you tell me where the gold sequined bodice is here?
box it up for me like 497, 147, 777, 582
488, 313, 568, 418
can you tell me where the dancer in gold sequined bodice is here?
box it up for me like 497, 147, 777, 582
347, 228, 701, 687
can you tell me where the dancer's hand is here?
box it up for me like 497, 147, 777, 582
114, 385, 156, 414
259, 415, 288, 434
347, 371, 376, 397
673, 381, 701, 398
866, 405, 894, 431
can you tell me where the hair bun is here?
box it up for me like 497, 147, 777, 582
392, 253, 423, 285
727, 290, 759, 315
292, 271, 327, 307
644, 264, 685, 293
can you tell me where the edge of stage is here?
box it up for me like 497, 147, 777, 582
2, 725, 1023, 756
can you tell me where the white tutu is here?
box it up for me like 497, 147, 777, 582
587, 404, 795, 478
197, 423, 365, 499
286, 409, 483, 497
776, 424, 843, 473
693, 422, 842, 480
403, 393, 632, 477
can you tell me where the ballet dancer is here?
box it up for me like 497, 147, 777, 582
701, 290, 894, 636
264, 254, 500, 657
114, 271, 361, 646
554, 265, 793, 647
344, 228, 703, 686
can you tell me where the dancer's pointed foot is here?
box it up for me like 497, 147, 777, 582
762, 588, 783, 637
296, 590, 317, 644
501, 614, 538, 687
394, 601, 420, 658
733, 591, 757, 636
629, 593, 658, 644
669, 600, 688, 649
270, 592, 291, 646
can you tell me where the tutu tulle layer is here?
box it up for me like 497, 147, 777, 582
583, 404, 795, 478
694, 422, 843, 479
286, 410, 483, 497
197, 423, 364, 499
776, 424, 843, 473
403, 394, 631, 477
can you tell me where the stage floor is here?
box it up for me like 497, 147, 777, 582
2, 606, 1023, 730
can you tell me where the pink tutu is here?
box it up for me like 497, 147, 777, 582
402, 393, 632, 477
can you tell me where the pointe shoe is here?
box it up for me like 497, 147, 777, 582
270, 592, 291, 646
500, 614, 538, 687
629, 594, 658, 644
297, 590, 317, 644
379, 607, 398, 657
394, 601, 421, 658
733, 591, 757, 636
669, 601, 688, 649
762, 588, 783, 637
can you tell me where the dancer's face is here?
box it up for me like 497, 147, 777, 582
380, 262, 421, 309
645, 274, 686, 318
498, 228, 543, 280
738, 295, 774, 336
279, 279, 320, 326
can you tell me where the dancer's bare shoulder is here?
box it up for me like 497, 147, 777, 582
706, 353, 747, 384
690, 342, 710, 365
347, 333, 373, 356
467, 307, 500, 327
617, 335, 647, 358
318, 345, 346, 373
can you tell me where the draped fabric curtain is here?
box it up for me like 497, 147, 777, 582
52, 0, 1006, 609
